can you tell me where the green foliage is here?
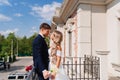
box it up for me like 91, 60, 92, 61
0, 32, 42, 62
45, 37, 50, 48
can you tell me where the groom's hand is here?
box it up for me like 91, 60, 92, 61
42, 70, 49, 79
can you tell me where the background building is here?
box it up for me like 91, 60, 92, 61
51, 0, 120, 79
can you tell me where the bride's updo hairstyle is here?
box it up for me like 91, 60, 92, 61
50, 30, 63, 64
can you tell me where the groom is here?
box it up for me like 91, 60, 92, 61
32, 23, 51, 80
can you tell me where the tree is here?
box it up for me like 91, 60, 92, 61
6, 33, 17, 61
0, 34, 5, 52
0, 32, 50, 59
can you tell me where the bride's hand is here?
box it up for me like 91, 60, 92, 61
51, 72, 56, 79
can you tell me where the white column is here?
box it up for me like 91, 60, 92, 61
65, 21, 73, 57
71, 29, 75, 57
65, 30, 70, 56
96, 51, 109, 80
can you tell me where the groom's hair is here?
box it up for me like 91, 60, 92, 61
39, 23, 51, 30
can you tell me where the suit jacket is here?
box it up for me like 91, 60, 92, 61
32, 34, 49, 80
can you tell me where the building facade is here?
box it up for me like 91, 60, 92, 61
51, 0, 120, 78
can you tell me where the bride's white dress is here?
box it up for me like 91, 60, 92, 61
49, 50, 70, 80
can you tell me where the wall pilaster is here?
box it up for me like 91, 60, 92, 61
77, 4, 92, 57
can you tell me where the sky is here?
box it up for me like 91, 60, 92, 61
0, 0, 62, 38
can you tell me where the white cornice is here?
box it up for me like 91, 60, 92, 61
78, 0, 115, 5
105, 0, 115, 4
78, 0, 105, 6
52, 0, 115, 25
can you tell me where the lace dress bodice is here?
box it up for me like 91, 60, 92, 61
49, 49, 61, 64
48, 49, 70, 80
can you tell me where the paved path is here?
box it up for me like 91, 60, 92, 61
0, 57, 32, 80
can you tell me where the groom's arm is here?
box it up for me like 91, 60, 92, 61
36, 46, 50, 79
33, 38, 47, 72
37, 41, 47, 72
33, 36, 50, 79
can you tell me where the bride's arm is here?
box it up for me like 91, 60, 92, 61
56, 45, 62, 68
56, 56, 61, 68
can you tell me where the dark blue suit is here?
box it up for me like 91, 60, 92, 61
32, 34, 49, 80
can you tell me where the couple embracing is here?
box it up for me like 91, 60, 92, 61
32, 23, 69, 80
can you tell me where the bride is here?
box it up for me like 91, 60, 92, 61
49, 30, 70, 80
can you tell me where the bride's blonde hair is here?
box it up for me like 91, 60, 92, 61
50, 30, 63, 64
